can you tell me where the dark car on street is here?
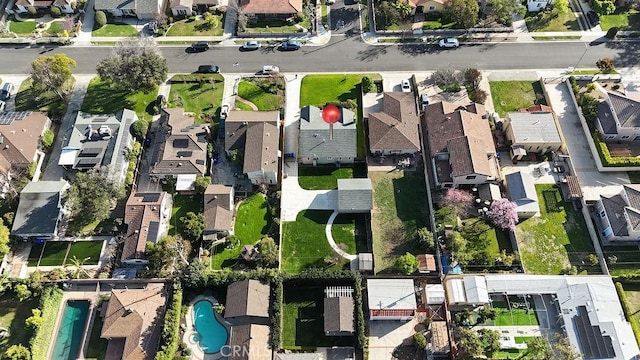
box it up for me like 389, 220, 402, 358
279, 40, 301, 51
197, 65, 220, 73
190, 41, 210, 52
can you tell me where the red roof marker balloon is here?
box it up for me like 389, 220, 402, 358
321, 104, 341, 124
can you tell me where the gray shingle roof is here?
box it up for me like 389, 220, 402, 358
324, 297, 354, 334
597, 101, 618, 135
11, 180, 68, 237
601, 193, 629, 237
507, 112, 562, 144
505, 171, 540, 215
204, 184, 233, 232
299, 106, 357, 160
337, 178, 373, 213
609, 92, 640, 128
94, 0, 136, 10
224, 279, 270, 318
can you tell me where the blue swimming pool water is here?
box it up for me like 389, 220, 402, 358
52, 300, 90, 360
193, 300, 228, 354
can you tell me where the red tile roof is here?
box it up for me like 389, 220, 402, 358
239, 0, 302, 14
370, 309, 415, 318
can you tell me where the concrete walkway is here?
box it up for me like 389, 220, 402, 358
325, 211, 357, 260
75, 0, 95, 45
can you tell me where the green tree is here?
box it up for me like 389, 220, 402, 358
586, 253, 599, 266
443, 0, 479, 29
0, 223, 9, 258
525, 336, 549, 359
130, 119, 149, 141
50, 6, 61, 16
25, 309, 43, 329
396, 252, 418, 274
66, 169, 125, 227
489, 0, 525, 25
180, 212, 204, 241
4, 344, 30, 360
375, 1, 403, 29
27, 271, 44, 296
413, 333, 427, 349
464, 68, 483, 90
553, 0, 569, 14
591, 0, 615, 15
146, 235, 191, 276
96, 38, 169, 93
94, 10, 107, 28
476, 306, 497, 324
417, 227, 435, 252
458, 328, 483, 358
40, 129, 55, 148
30, 54, 76, 100
184, 259, 207, 288
65, 256, 90, 279
194, 176, 211, 195
0, 275, 11, 295
257, 236, 278, 267
478, 329, 501, 356
546, 333, 580, 360
14, 284, 31, 302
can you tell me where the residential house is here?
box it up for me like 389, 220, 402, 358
406, 0, 447, 14
276, 348, 355, 360
101, 283, 167, 360
94, 0, 166, 18
504, 106, 563, 161
422, 101, 499, 188
444, 276, 490, 307
238, 0, 302, 19
203, 184, 234, 241
505, 171, 540, 218
527, 0, 553, 12
150, 108, 208, 192
229, 324, 271, 360
367, 279, 417, 320
593, 83, 640, 142
170, 0, 217, 16
15, 0, 76, 13
59, 110, 135, 183
324, 286, 355, 336
224, 279, 270, 320
225, 111, 280, 186
595, 184, 640, 242
122, 192, 171, 265
299, 105, 357, 165
11, 180, 69, 240
367, 92, 421, 156
0, 111, 50, 198
337, 178, 372, 213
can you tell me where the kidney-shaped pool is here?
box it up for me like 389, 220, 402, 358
192, 300, 229, 354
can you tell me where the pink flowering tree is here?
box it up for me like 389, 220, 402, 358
439, 188, 474, 217
486, 199, 519, 231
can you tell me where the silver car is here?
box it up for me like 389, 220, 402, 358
241, 41, 261, 50
438, 38, 459, 49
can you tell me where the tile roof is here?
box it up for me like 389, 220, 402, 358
239, 0, 302, 14
122, 192, 169, 261
299, 105, 357, 160
324, 297, 355, 334
518, 104, 553, 112
367, 93, 420, 153
152, 109, 208, 176
229, 324, 271, 360
11, 180, 68, 237
203, 184, 234, 232
417, 254, 436, 272
0, 111, 48, 176
224, 279, 270, 318
447, 136, 492, 177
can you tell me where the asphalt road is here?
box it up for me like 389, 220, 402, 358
0, 36, 636, 74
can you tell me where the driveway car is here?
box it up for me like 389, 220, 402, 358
220, 104, 230, 120
438, 38, 459, 49
190, 41, 210, 52
280, 40, 301, 51
241, 41, 261, 50
0, 101, 5, 112
262, 65, 280, 75
401, 80, 412, 93
420, 93, 429, 110
587, 11, 600, 26
197, 65, 220, 73
0, 83, 13, 101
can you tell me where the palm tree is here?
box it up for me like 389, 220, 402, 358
66, 256, 91, 279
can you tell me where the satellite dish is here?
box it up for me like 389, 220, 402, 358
322, 104, 341, 124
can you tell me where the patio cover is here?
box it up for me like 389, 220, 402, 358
58, 147, 80, 166
176, 174, 197, 191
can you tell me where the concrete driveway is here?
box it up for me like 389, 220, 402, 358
368, 319, 421, 360
544, 82, 628, 201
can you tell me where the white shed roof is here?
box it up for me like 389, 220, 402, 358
425, 284, 446, 305
463, 276, 490, 304
367, 279, 417, 310
176, 174, 197, 191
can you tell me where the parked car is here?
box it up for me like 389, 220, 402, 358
197, 65, 220, 73
327, 0, 335, 4
401, 79, 412, 93
0, 83, 13, 101
280, 40, 301, 51
420, 93, 429, 110
241, 41, 261, 50
0, 101, 5, 113
262, 65, 280, 75
220, 104, 230, 120
438, 38, 459, 49
190, 41, 210, 52
587, 11, 600, 26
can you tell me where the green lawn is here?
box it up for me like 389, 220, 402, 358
525, 11, 580, 32
85, 315, 108, 360
490, 80, 547, 116
491, 300, 539, 326
166, 17, 224, 36
516, 184, 596, 275
369, 171, 428, 273
39, 241, 70, 267
600, 9, 640, 31
211, 194, 273, 269
237, 80, 285, 111
282, 286, 354, 349
28, 243, 44, 267
422, 18, 456, 30
332, 213, 368, 254
282, 210, 349, 273
15, 77, 72, 116
169, 77, 225, 121
46, 21, 65, 35
81, 77, 157, 121
603, 246, 640, 277
297, 166, 354, 190
459, 217, 513, 267
0, 294, 39, 354
9, 20, 36, 34
169, 194, 203, 236
244, 19, 310, 33
92, 23, 138, 37
66, 241, 104, 265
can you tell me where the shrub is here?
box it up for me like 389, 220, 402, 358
361, 76, 375, 94
41, 129, 55, 148
605, 26, 618, 39
396, 253, 418, 274
270, 278, 283, 349
4, 345, 30, 360
473, 88, 487, 104
155, 282, 182, 360
442, 83, 461, 93
353, 275, 367, 349
169, 73, 224, 83
616, 282, 640, 346
30, 287, 64, 360
413, 333, 427, 349
130, 119, 149, 141
596, 57, 615, 72
94, 11, 107, 29
50, 7, 61, 17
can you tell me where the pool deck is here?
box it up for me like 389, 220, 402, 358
184, 295, 232, 360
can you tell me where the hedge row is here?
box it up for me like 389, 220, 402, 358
30, 286, 64, 360
353, 275, 367, 349
169, 74, 224, 83
270, 278, 283, 349
615, 282, 640, 346
592, 132, 640, 167
155, 283, 183, 360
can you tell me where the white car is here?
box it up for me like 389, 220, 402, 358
241, 41, 261, 50
401, 79, 412, 93
438, 37, 459, 49
262, 65, 280, 75
0, 101, 5, 113
220, 104, 230, 120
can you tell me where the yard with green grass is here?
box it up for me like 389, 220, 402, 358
369, 171, 428, 273
282, 210, 350, 273
603, 246, 640, 277
525, 11, 580, 31
600, 9, 640, 31
489, 300, 539, 326
28, 241, 104, 267
81, 77, 157, 121
490, 81, 547, 116
0, 294, 39, 355
282, 286, 354, 349
92, 23, 138, 37
237, 78, 285, 111
297, 166, 353, 190
38, 241, 69, 266
66, 241, 104, 265
85, 315, 108, 360
332, 213, 368, 254
169, 194, 203, 236
169, 76, 224, 121
244, 19, 310, 33
211, 194, 273, 269
422, 17, 455, 30
46, 21, 65, 35
15, 77, 72, 116
9, 20, 36, 34
166, 16, 225, 36
516, 184, 596, 275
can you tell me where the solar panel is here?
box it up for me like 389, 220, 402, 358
76, 158, 100, 168
0, 111, 31, 125
173, 139, 189, 148
176, 151, 193, 158
574, 306, 616, 359
79, 147, 102, 157
146, 221, 160, 243
140, 193, 161, 202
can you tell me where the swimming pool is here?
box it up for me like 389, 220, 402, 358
192, 300, 229, 354
51, 300, 90, 360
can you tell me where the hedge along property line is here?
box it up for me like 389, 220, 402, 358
155, 283, 183, 360
31, 286, 64, 360
169, 74, 224, 83
615, 282, 640, 346
271, 278, 283, 349
353, 275, 367, 349
593, 131, 640, 167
